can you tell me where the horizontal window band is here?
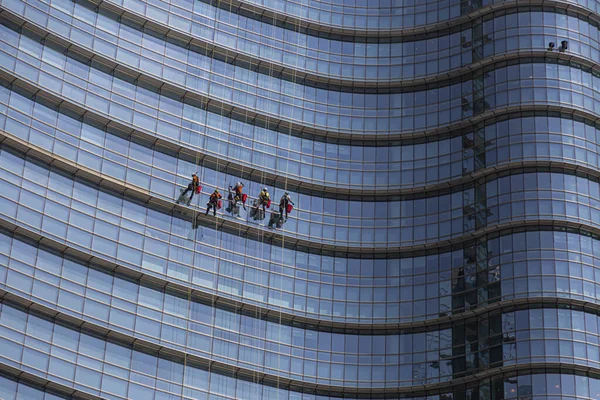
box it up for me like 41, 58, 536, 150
8, 4, 600, 94
4, 224, 600, 338
7, 131, 600, 256
189, 0, 401, 39
118, 0, 600, 42
5, 53, 600, 149
6, 63, 600, 199
6, 107, 600, 204
5, 213, 600, 335
3, 289, 600, 397
0, 362, 100, 400
7, 10, 600, 140
8, 64, 600, 197
70, 0, 591, 91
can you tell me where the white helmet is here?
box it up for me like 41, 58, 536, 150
263, 187, 268, 192
284, 192, 289, 196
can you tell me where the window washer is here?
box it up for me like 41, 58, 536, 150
177, 173, 201, 205
205, 189, 222, 216
279, 192, 294, 220
259, 187, 270, 213
250, 187, 270, 221
230, 182, 246, 210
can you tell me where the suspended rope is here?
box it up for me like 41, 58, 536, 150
198, 1, 224, 388
246, 31, 261, 400
275, 2, 301, 397
184, 1, 218, 386
211, 0, 251, 391
179, 0, 306, 395
248, 6, 281, 397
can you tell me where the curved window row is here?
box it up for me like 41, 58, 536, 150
205, 0, 404, 31
18, 0, 600, 106
6, 194, 600, 325
14, 0, 600, 51
8, 78, 600, 194
7, 135, 600, 253
8, 84, 600, 198
9, 124, 600, 248
0, 236, 453, 387
0, 17, 394, 129
18, 0, 600, 85
11, 117, 600, 248
233, 0, 600, 32
8, 22, 600, 137
0, 20, 398, 135
103, 1, 600, 81
38, 0, 403, 80
5, 146, 600, 321
0, 84, 427, 192
2, 263, 600, 391
4, 228, 600, 386
114, 0, 600, 36
3, 301, 600, 394
2, 370, 600, 400
0, 375, 74, 400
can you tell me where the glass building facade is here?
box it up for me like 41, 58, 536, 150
1, 0, 600, 398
